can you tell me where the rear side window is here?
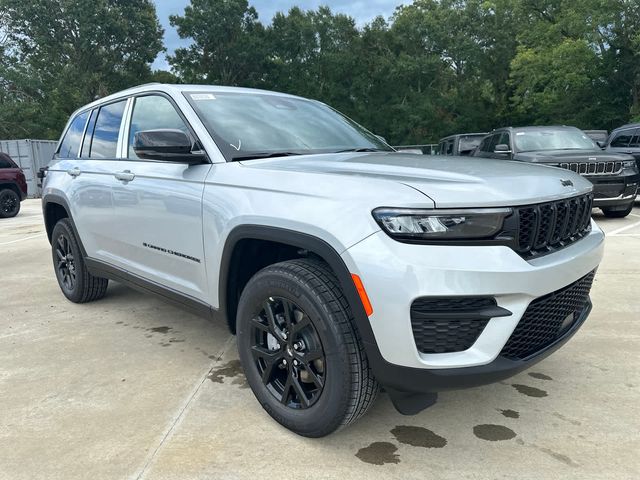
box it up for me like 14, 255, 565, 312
90, 100, 127, 159
127, 95, 190, 159
610, 129, 633, 148
58, 111, 89, 158
0, 153, 16, 168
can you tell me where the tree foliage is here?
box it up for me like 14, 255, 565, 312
0, 0, 164, 138
2, 0, 640, 143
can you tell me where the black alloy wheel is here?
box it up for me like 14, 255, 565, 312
250, 296, 326, 409
0, 189, 20, 218
55, 232, 77, 292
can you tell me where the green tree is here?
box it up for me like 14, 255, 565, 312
0, 0, 164, 139
168, 0, 267, 85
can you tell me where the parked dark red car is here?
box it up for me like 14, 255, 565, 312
0, 152, 28, 218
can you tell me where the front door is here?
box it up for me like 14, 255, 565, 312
108, 93, 211, 302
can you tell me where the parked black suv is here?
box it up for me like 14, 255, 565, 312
605, 123, 640, 169
474, 126, 639, 217
439, 133, 488, 156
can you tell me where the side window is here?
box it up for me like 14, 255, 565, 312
488, 134, 500, 152
610, 129, 633, 148
90, 100, 127, 159
0, 153, 15, 168
499, 132, 511, 149
127, 95, 190, 159
80, 109, 98, 158
446, 140, 454, 155
58, 111, 89, 159
478, 137, 490, 153
629, 129, 640, 148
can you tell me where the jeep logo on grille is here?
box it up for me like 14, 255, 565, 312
561, 179, 574, 187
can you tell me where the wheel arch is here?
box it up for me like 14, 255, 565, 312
219, 225, 378, 348
42, 194, 87, 256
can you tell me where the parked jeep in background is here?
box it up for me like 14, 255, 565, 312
605, 123, 640, 171
0, 152, 28, 218
438, 133, 487, 156
42, 84, 604, 437
474, 126, 639, 217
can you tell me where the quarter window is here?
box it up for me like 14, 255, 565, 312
610, 129, 633, 148
58, 111, 89, 158
80, 109, 98, 158
90, 100, 127, 159
127, 95, 190, 159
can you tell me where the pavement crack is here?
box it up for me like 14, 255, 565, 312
132, 336, 235, 480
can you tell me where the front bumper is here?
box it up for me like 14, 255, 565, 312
589, 172, 638, 208
341, 221, 604, 392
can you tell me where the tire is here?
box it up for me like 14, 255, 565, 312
601, 203, 633, 218
236, 258, 379, 437
51, 218, 108, 303
0, 188, 20, 218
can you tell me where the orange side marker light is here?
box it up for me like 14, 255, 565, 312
351, 273, 373, 317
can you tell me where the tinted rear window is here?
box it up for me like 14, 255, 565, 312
58, 111, 89, 158
0, 153, 16, 168
90, 101, 127, 158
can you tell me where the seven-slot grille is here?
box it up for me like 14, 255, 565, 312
514, 194, 593, 259
558, 161, 622, 176
500, 271, 595, 360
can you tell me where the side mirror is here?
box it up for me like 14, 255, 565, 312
596, 141, 606, 149
133, 129, 205, 164
494, 144, 512, 155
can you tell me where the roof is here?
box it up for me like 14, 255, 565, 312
439, 132, 488, 141
610, 122, 640, 132
71, 83, 309, 117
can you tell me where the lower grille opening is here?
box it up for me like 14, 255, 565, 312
500, 271, 596, 360
411, 297, 508, 354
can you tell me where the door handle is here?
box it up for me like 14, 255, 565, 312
114, 170, 135, 182
67, 167, 81, 177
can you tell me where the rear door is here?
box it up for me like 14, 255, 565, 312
67, 100, 128, 261
108, 93, 211, 301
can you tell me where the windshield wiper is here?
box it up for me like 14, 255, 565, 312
335, 147, 390, 153
231, 152, 303, 161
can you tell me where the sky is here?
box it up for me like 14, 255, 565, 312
152, 0, 400, 70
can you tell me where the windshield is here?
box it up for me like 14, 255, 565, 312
185, 91, 392, 160
514, 129, 597, 152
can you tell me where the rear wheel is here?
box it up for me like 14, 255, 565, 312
601, 203, 633, 218
51, 219, 108, 303
0, 189, 20, 218
236, 258, 379, 437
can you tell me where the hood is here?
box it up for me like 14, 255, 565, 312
240, 152, 593, 208
516, 149, 634, 163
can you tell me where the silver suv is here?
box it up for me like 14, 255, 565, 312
42, 84, 604, 437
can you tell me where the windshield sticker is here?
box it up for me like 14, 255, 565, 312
190, 93, 216, 100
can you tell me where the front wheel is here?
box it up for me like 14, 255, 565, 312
601, 203, 633, 218
236, 259, 379, 437
0, 189, 20, 218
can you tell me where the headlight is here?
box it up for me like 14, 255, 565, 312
623, 160, 637, 169
372, 207, 512, 240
